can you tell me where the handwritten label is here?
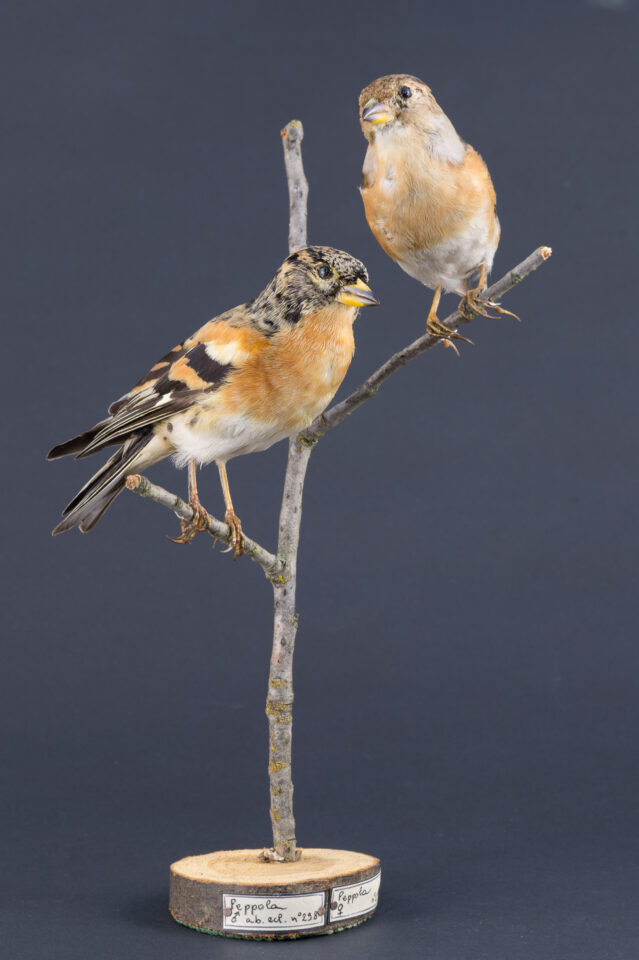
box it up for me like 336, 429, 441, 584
222, 892, 326, 932
329, 871, 381, 922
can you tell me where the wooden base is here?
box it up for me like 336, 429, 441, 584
169, 848, 381, 939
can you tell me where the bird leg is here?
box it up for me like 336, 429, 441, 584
459, 265, 520, 322
426, 285, 473, 357
217, 461, 244, 559
169, 459, 211, 544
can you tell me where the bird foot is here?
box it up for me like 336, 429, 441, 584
427, 311, 474, 357
221, 508, 244, 559
459, 289, 520, 322
169, 496, 210, 544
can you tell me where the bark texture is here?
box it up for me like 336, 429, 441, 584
262, 123, 313, 862
280, 120, 308, 255
125, 473, 279, 575
169, 848, 380, 940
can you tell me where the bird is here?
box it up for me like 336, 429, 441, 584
358, 74, 517, 354
48, 246, 378, 556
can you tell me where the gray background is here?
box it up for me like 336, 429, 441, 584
2, 0, 637, 957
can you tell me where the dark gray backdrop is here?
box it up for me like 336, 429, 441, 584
2, 1, 637, 957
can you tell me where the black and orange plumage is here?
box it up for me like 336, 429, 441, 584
48, 246, 378, 554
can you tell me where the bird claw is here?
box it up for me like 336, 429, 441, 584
442, 333, 474, 357
459, 291, 520, 323
222, 509, 244, 559
427, 311, 473, 356
168, 498, 210, 544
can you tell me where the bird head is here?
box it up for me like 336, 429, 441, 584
251, 246, 378, 331
359, 74, 442, 140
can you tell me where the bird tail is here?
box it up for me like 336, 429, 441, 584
52, 433, 152, 535
47, 419, 113, 460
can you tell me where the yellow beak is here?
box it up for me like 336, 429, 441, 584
361, 98, 393, 125
338, 278, 379, 308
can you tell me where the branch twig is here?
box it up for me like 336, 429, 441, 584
125, 474, 279, 576
302, 245, 552, 443
262, 122, 311, 863
281, 120, 308, 254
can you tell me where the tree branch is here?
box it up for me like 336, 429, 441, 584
281, 120, 308, 254
125, 474, 279, 576
301, 245, 552, 443
262, 121, 312, 863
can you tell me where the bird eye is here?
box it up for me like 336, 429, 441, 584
399, 85, 412, 99
317, 265, 331, 279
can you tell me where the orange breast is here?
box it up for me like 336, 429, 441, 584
218, 305, 356, 433
362, 143, 497, 258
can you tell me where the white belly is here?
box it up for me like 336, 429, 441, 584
169, 412, 289, 468
398, 213, 498, 295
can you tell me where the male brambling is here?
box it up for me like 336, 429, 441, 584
48, 246, 378, 556
359, 74, 517, 354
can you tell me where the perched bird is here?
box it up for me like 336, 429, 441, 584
358, 74, 517, 353
48, 246, 378, 555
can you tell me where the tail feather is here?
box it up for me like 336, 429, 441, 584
47, 419, 111, 460
53, 485, 123, 535
52, 433, 151, 535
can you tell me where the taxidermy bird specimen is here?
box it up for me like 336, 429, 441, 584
359, 73, 518, 354
48, 246, 378, 556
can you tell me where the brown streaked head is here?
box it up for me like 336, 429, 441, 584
249, 246, 378, 331
359, 74, 438, 140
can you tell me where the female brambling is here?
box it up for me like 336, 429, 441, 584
48, 246, 378, 555
358, 74, 517, 353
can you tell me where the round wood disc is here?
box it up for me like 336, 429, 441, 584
169, 847, 381, 939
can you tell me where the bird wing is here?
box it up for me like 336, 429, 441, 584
58, 308, 266, 460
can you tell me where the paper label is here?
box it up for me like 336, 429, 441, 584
222, 891, 326, 932
329, 870, 381, 922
